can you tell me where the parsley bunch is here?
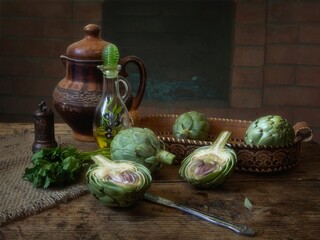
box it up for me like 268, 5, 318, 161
23, 146, 110, 188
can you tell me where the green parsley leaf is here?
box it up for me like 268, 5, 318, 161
23, 146, 110, 188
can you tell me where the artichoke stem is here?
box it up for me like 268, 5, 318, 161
92, 154, 113, 168
158, 150, 175, 165
210, 131, 231, 152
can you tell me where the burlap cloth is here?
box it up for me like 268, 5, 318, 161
0, 131, 89, 226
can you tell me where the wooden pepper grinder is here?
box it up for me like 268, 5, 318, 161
32, 101, 58, 153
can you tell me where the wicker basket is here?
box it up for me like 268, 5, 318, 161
137, 114, 313, 173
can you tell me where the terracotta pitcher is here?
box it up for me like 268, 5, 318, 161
53, 24, 146, 141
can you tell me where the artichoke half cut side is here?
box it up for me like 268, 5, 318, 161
179, 131, 237, 189
86, 154, 152, 207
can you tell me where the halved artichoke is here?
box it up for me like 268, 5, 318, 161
173, 111, 210, 140
110, 127, 175, 173
179, 131, 237, 189
86, 154, 152, 207
245, 115, 295, 146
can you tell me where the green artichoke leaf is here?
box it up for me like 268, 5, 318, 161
179, 131, 237, 189
98, 194, 118, 207
101, 181, 128, 196
182, 115, 193, 128
207, 155, 236, 187
88, 186, 105, 198
144, 156, 157, 164
143, 128, 162, 150
135, 144, 156, 158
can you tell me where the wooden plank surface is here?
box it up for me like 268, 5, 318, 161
0, 123, 319, 240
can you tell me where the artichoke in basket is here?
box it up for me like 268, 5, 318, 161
173, 111, 210, 140
244, 115, 295, 146
110, 127, 175, 173
179, 131, 237, 189
86, 154, 152, 207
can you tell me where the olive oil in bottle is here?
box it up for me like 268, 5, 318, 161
93, 44, 132, 148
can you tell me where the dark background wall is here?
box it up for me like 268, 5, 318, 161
102, 0, 234, 103
0, 0, 320, 143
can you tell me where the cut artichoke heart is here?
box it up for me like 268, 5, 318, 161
108, 170, 139, 185
188, 154, 227, 180
179, 131, 237, 189
95, 164, 140, 186
87, 154, 152, 207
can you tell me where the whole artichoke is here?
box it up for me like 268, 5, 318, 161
173, 111, 210, 140
110, 127, 175, 173
179, 131, 237, 189
244, 115, 295, 146
86, 154, 152, 207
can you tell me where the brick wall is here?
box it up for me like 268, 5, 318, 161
0, 0, 102, 121
0, 0, 319, 143
230, 0, 320, 143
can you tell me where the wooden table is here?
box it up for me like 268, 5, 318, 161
0, 123, 319, 240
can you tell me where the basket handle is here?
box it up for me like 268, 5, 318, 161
293, 122, 313, 142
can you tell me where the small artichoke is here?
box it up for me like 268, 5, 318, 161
245, 115, 295, 146
173, 111, 210, 140
179, 131, 237, 189
110, 127, 175, 173
86, 154, 152, 207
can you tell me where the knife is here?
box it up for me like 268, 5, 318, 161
144, 192, 255, 237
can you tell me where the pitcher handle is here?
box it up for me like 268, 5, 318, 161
119, 56, 147, 111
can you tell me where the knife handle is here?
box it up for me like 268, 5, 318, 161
175, 203, 255, 237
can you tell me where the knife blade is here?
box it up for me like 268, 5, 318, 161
144, 192, 255, 237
